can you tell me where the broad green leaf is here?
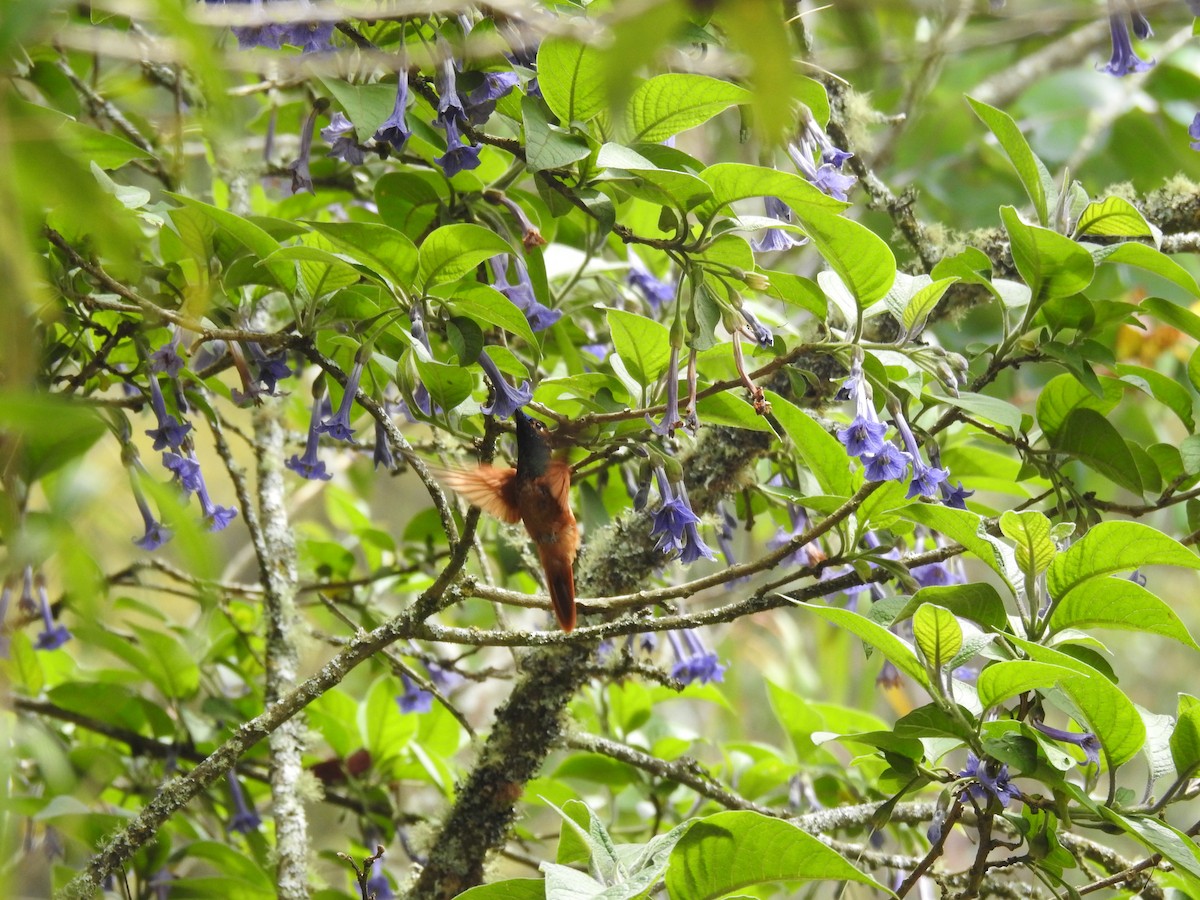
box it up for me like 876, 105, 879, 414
455, 881, 544, 900
664, 811, 887, 899
967, 96, 1053, 225
697, 163, 848, 224
129, 625, 200, 700
1007, 636, 1146, 767
798, 206, 896, 307
442, 283, 538, 348
522, 96, 591, 173
417, 224, 512, 291
0, 391, 106, 482
1171, 695, 1200, 775
1000, 206, 1094, 303
893, 583, 1010, 632
67, 119, 151, 170
375, 171, 446, 237
537, 38, 607, 123
596, 143, 713, 210
415, 358, 475, 411
1099, 811, 1200, 890
932, 391, 1023, 432
1074, 196, 1155, 239
1049, 408, 1142, 494
543, 798, 620, 883
762, 270, 826, 318
802, 604, 929, 689
694, 392, 774, 433
625, 74, 750, 143
166, 193, 295, 290
263, 245, 361, 298
764, 391, 856, 497
901, 505, 1015, 590
320, 79, 397, 141
1046, 521, 1200, 600
912, 604, 962, 670
1049, 576, 1200, 651
1035, 373, 1122, 441
5, 632, 43, 695
1116, 363, 1195, 431
360, 676, 417, 764
306, 222, 419, 288
1096, 245, 1200, 297
903, 277, 959, 335
999, 510, 1056, 579
977, 660, 1079, 709
607, 308, 671, 386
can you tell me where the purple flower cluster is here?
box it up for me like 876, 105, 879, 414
490, 255, 561, 332
786, 121, 856, 201
1097, 3, 1154, 77
433, 51, 482, 177
667, 629, 726, 686
752, 196, 807, 253
205, 0, 334, 53
649, 468, 715, 564
397, 672, 434, 714
626, 255, 675, 312
288, 386, 334, 481
958, 752, 1018, 808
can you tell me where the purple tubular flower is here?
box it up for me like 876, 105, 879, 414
626, 255, 675, 311
893, 410, 949, 499
752, 197, 807, 253
939, 480, 974, 510
863, 444, 913, 483
959, 753, 1018, 808
1129, 569, 1147, 587
197, 473, 238, 532
804, 119, 854, 170
33, 576, 71, 651
667, 629, 726, 686
287, 105, 319, 195
490, 256, 561, 331
366, 859, 395, 899
433, 54, 482, 176
787, 137, 858, 201
244, 343, 292, 394
1097, 14, 1154, 76
149, 328, 186, 377
649, 469, 702, 557
163, 451, 203, 494
145, 374, 192, 452
838, 416, 888, 458
647, 344, 682, 436
318, 359, 365, 443
425, 659, 465, 693
464, 70, 520, 125
373, 418, 395, 471
1033, 719, 1101, 767
375, 76, 412, 151
715, 502, 740, 570
1131, 9, 1152, 40
676, 482, 717, 564
322, 112, 366, 165
740, 307, 775, 349
811, 164, 857, 201
408, 307, 434, 415
397, 672, 433, 714
877, 660, 902, 689
226, 771, 261, 834
131, 479, 172, 551
284, 19, 334, 54
912, 559, 962, 589
1190, 113, 1200, 151
477, 351, 533, 420
287, 390, 333, 481
18, 567, 36, 614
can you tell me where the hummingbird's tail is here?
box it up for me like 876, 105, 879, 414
538, 545, 576, 632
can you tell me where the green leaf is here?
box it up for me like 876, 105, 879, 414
1046, 521, 1200, 600
166, 193, 295, 290
415, 358, 475, 411
1096, 245, 1200, 298
625, 74, 750, 143
912, 604, 963, 670
129, 625, 200, 700
543, 798, 620, 883
375, 171, 446, 237
1073, 196, 1155, 239
977, 660, 1079, 709
1171, 695, 1200, 775
65, 118, 151, 170
762, 271, 826, 318
417, 224, 512, 291
1000, 206, 1095, 303
1049, 576, 1200, 650
607, 308, 671, 387
441, 283, 537, 348
894, 583, 1010, 632
697, 163, 848, 225
320, 79, 397, 141
360, 677, 417, 764
1099, 812, 1200, 890
0, 391, 106, 482
797, 206, 896, 307
694, 392, 775, 433
902, 505, 1016, 590
967, 96, 1053, 225
903, 277, 959, 335
305, 222, 419, 288
522, 96, 591, 173
802, 604, 929, 689
1116, 363, 1195, 432
999, 510, 1057, 580
454, 880, 544, 900
1049, 408, 1142, 494
932, 391, 1023, 432
263, 245, 361, 298
1035, 373, 1122, 441
5, 632, 43, 695
537, 38, 607, 123
764, 391, 856, 497
596, 143, 714, 210
664, 811, 888, 899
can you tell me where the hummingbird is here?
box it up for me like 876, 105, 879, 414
439, 410, 579, 631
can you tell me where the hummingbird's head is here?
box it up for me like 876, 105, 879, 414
513, 409, 552, 477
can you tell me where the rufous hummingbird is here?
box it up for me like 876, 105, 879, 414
439, 410, 579, 631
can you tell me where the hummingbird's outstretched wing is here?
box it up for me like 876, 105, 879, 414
436, 465, 522, 524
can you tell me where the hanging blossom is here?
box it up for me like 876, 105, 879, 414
149, 327, 186, 377
752, 197, 808, 253
226, 771, 262, 833
195, 459, 238, 532
19, 566, 36, 615
408, 306, 434, 415
1097, 2, 1155, 76
926, 442, 973, 510
32, 573, 71, 652
287, 385, 333, 481
786, 122, 856, 201
646, 343, 683, 437
163, 446, 236, 531
627, 255, 675, 312
322, 111, 366, 165
490, 255, 561, 331
667, 629, 726, 686
373, 418, 395, 471
365, 858, 396, 900
287, 104, 319, 195
477, 351, 533, 420
1032, 717, 1101, 768
397, 672, 434, 714
209, 0, 334, 53
649, 467, 715, 563
129, 464, 172, 551
957, 753, 1018, 808
433, 49, 482, 177
318, 354, 366, 443
1190, 113, 1200, 151
144, 370, 192, 452
464, 70, 520, 125
375, 74, 412, 152
892, 409, 950, 500
835, 354, 911, 484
